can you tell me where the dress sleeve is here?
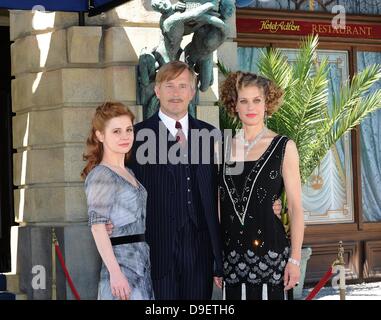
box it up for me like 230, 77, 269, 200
84, 166, 116, 226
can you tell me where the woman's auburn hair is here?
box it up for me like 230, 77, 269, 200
220, 71, 284, 117
81, 102, 135, 179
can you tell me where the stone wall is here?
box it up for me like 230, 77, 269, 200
10, 0, 237, 299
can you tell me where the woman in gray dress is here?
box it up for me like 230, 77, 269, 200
81, 102, 154, 300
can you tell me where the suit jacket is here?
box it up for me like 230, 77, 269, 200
129, 112, 223, 279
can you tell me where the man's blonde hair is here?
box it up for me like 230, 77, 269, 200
156, 61, 196, 89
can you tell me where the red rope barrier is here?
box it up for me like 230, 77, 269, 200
54, 243, 81, 300
305, 266, 334, 300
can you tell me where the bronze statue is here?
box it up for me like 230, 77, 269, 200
137, 0, 235, 119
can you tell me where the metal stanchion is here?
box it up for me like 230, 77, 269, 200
51, 228, 57, 300
306, 241, 346, 300
52, 228, 81, 300
332, 241, 346, 300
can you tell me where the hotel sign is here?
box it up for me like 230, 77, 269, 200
237, 17, 381, 40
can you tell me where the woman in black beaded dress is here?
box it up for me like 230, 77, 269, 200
215, 72, 304, 300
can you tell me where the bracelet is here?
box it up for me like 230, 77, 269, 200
288, 257, 300, 267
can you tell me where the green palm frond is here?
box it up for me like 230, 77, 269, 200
306, 64, 381, 181
293, 34, 319, 82
330, 89, 381, 145
216, 60, 231, 78
214, 62, 241, 134
329, 64, 381, 127
257, 47, 293, 90
258, 48, 294, 134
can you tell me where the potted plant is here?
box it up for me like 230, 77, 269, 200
217, 34, 381, 298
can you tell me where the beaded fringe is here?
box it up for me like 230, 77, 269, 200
223, 282, 288, 300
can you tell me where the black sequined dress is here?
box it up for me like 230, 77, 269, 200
220, 135, 291, 300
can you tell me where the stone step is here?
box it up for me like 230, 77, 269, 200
2, 273, 27, 299
0, 292, 27, 300
15, 293, 28, 300
4, 274, 20, 293
0, 274, 6, 291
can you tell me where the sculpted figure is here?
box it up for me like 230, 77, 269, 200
137, 0, 235, 118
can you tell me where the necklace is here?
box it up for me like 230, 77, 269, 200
237, 126, 268, 157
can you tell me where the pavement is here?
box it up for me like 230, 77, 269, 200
301, 281, 381, 300
212, 280, 381, 300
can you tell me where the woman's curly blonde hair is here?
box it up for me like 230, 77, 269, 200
220, 71, 284, 117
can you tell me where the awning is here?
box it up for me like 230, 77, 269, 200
0, 0, 130, 16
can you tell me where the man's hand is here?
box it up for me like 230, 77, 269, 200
214, 276, 223, 289
273, 199, 282, 219
106, 221, 114, 236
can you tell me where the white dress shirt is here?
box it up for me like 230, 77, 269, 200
158, 109, 189, 140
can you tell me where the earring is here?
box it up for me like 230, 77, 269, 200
264, 110, 268, 127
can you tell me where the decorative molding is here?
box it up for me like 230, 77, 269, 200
305, 242, 359, 283
364, 240, 381, 279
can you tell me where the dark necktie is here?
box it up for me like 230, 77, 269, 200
175, 121, 186, 145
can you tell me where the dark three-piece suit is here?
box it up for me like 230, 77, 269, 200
129, 112, 223, 299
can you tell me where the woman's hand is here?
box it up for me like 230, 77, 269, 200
110, 270, 131, 300
283, 260, 301, 291
272, 199, 282, 219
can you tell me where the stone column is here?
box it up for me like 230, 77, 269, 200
10, 0, 236, 300
10, 9, 103, 299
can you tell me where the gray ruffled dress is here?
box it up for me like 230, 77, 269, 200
85, 164, 154, 300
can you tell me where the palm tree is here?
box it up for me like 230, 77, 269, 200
217, 34, 381, 228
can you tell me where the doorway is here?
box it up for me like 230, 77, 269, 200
0, 24, 15, 272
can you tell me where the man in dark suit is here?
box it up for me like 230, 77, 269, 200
130, 61, 222, 299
